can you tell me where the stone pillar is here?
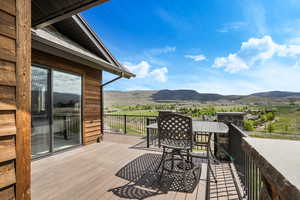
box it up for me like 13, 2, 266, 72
217, 112, 245, 129
215, 112, 246, 160
158, 110, 175, 117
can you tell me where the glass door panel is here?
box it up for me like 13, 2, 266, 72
31, 66, 51, 157
52, 70, 82, 151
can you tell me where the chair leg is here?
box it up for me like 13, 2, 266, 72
208, 145, 219, 164
179, 152, 187, 191
171, 152, 174, 172
207, 150, 217, 183
159, 153, 166, 183
156, 147, 166, 172
190, 152, 198, 181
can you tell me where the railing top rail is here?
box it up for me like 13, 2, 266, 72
230, 123, 249, 137
104, 114, 158, 118
242, 137, 300, 200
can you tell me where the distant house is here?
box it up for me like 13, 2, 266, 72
0, 0, 134, 199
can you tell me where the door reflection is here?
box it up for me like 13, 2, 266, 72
53, 70, 82, 151
31, 66, 82, 157
31, 66, 51, 157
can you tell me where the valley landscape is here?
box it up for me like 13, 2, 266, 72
104, 89, 300, 138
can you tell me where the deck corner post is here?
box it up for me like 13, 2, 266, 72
15, 0, 32, 199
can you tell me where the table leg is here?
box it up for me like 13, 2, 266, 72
146, 128, 150, 148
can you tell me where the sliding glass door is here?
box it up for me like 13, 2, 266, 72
31, 65, 82, 158
31, 67, 51, 157
53, 70, 82, 151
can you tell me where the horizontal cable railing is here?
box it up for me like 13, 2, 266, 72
228, 124, 263, 200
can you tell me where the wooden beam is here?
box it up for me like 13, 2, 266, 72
15, 0, 31, 199
100, 71, 104, 140
34, 0, 108, 29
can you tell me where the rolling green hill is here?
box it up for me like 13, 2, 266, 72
104, 89, 300, 106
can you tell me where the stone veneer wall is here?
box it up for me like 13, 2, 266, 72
215, 112, 245, 160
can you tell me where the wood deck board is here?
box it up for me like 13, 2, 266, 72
32, 133, 238, 200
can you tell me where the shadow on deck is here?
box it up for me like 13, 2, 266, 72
31, 133, 240, 200
106, 133, 241, 200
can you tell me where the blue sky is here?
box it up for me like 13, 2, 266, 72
82, 0, 300, 95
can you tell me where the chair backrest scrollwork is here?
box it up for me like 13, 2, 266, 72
157, 114, 193, 148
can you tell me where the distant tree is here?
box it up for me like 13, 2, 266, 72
267, 122, 275, 133
266, 112, 275, 121
288, 98, 296, 105
260, 115, 267, 122
264, 124, 268, 133
284, 124, 289, 132
244, 120, 254, 131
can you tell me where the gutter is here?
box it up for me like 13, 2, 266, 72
100, 75, 123, 87
99, 74, 123, 139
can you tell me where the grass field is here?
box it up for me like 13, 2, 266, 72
249, 132, 300, 140
106, 104, 300, 135
271, 105, 300, 135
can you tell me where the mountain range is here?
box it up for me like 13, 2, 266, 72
104, 90, 300, 106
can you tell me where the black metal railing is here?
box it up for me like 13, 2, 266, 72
104, 114, 216, 150
146, 118, 158, 147
228, 124, 263, 200
104, 114, 157, 136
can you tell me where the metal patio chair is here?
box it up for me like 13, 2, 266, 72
155, 113, 198, 190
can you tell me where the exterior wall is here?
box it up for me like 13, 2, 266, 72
0, 0, 31, 199
32, 49, 103, 145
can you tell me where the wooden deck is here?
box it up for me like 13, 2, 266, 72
32, 133, 240, 200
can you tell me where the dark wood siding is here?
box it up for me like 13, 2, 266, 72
32, 49, 103, 145
83, 68, 102, 144
0, 0, 31, 199
0, 1, 17, 199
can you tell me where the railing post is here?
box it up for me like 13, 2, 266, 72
146, 118, 150, 148
124, 115, 127, 134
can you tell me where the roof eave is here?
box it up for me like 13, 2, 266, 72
32, 31, 135, 78
74, 15, 132, 73
33, 0, 109, 28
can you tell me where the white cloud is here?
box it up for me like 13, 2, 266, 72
185, 79, 264, 95
280, 19, 300, 37
287, 37, 300, 45
146, 46, 176, 55
213, 35, 300, 73
124, 61, 150, 78
242, 0, 268, 35
123, 61, 168, 82
249, 61, 300, 92
213, 54, 249, 73
150, 67, 168, 82
240, 36, 278, 62
185, 59, 300, 95
184, 54, 206, 62
217, 22, 248, 33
